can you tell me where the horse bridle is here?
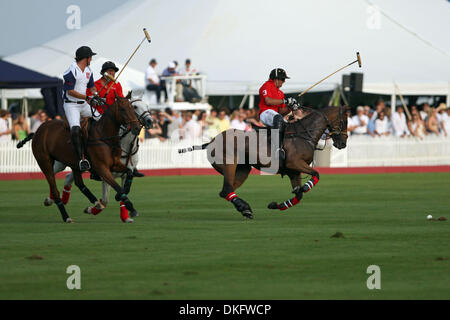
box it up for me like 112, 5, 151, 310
129, 98, 152, 129
284, 105, 345, 149
322, 105, 345, 138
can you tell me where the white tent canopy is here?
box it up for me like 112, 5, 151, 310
5, 0, 450, 98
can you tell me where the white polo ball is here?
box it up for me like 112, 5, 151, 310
427, 215, 433, 220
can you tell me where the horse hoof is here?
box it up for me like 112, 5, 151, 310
268, 202, 279, 210
123, 218, 134, 223
44, 198, 54, 206
242, 210, 254, 219
130, 210, 139, 218
84, 207, 92, 214
65, 218, 74, 223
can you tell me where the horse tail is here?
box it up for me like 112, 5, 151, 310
16, 133, 35, 149
178, 141, 211, 154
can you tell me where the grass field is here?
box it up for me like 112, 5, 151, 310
0, 172, 449, 299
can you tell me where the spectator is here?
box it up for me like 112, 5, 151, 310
420, 103, 431, 121
374, 110, 391, 137
345, 109, 356, 135
198, 111, 209, 139
147, 111, 162, 138
180, 58, 201, 103
183, 58, 197, 75
351, 106, 369, 135
230, 110, 248, 131
206, 109, 221, 138
0, 110, 12, 144
182, 111, 201, 140
245, 108, 264, 127
157, 110, 173, 142
437, 103, 448, 137
30, 110, 43, 133
160, 61, 178, 102
368, 101, 385, 135
218, 109, 230, 132
425, 107, 441, 135
13, 114, 30, 141
391, 106, 409, 137
408, 112, 426, 140
165, 108, 182, 139
441, 105, 450, 137
145, 58, 161, 104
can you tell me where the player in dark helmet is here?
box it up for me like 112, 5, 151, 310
258, 68, 298, 161
62, 46, 99, 172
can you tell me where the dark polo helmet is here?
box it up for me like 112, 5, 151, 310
75, 46, 97, 60
269, 68, 290, 81
101, 61, 119, 74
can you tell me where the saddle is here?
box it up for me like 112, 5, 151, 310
62, 116, 91, 142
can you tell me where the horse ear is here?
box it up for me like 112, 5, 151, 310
125, 91, 132, 99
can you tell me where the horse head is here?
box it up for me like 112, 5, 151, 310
324, 105, 348, 149
129, 90, 154, 130
114, 91, 141, 135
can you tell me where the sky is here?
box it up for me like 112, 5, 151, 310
0, 0, 130, 57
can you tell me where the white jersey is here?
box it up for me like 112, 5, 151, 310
63, 61, 94, 102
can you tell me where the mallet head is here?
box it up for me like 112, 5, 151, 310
143, 28, 151, 43
103, 72, 116, 82
356, 52, 362, 68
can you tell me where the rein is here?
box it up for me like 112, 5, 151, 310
284, 105, 344, 150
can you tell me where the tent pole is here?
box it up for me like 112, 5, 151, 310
1, 90, 7, 110
249, 95, 254, 109
391, 93, 396, 110
238, 94, 248, 109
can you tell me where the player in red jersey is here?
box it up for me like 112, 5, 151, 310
87, 61, 124, 114
259, 68, 297, 159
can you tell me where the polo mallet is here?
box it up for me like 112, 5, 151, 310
104, 28, 151, 95
394, 82, 412, 121
297, 52, 362, 98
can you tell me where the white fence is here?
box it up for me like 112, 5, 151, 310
1, 135, 450, 173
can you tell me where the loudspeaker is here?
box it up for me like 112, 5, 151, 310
342, 75, 351, 92
350, 72, 363, 92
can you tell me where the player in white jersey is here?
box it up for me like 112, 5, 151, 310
63, 46, 102, 171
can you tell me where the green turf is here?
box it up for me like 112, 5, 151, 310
0, 172, 449, 299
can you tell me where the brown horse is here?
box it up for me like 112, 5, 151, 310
19, 92, 141, 222
179, 105, 348, 219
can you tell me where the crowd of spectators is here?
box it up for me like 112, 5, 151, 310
0, 109, 56, 143
346, 101, 449, 139
2, 100, 449, 145
138, 106, 267, 142
145, 58, 202, 104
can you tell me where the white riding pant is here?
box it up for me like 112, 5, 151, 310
260, 109, 280, 127
64, 102, 100, 128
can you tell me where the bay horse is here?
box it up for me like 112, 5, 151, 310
19, 92, 141, 223
51, 95, 153, 223
179, 105, 348, 219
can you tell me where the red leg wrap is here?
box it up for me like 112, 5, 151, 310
278, 196, 301, 211
61, 185, 72, 205
225, 192, 238, 202
120, 201, 130, 222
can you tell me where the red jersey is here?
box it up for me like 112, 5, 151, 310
87, 78, 124, 114
258, 80, 285, 115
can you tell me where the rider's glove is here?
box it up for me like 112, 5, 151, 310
284, 97, 297, 107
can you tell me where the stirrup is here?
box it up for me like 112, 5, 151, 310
79, 159, 91, 172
